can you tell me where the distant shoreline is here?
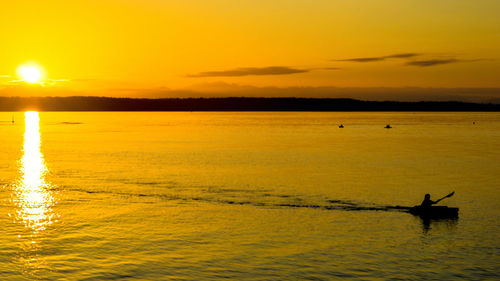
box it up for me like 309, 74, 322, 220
0, 96, 499, 111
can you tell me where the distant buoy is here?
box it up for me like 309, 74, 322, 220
339, 124, 344, 128
385, 124, 392, 129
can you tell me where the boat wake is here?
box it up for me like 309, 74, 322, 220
61, 186, 413, 213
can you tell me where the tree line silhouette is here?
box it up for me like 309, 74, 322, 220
0, 97, 498, 111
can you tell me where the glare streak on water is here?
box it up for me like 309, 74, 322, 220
0, 112, 499, 280
13, 112, 56, 232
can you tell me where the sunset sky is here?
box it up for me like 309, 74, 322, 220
0, 0, 499, 101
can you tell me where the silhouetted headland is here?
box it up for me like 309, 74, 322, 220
0, 96, 499, 111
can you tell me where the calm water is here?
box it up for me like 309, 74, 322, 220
0, 112, 499, 280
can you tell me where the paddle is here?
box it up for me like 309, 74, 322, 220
435, 191, 454, 204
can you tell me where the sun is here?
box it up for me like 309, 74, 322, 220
17, 64, 43, 83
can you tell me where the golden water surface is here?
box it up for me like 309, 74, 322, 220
0, 112, 499, 280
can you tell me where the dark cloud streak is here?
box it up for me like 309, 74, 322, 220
406, 59, 460, 67
406, 58, 488, 67
188, 66, 308, 77
312, 67, 341, 70
336, 53, 421, 62
337, 57, 385, 62
384, 53, 420, 59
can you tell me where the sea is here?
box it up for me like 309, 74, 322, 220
0, 112, 499, 280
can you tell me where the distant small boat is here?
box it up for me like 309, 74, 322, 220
409, 206, 458, 219
339, 124, 344, 128
384, 124, 392, 129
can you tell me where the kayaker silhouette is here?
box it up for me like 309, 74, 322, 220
421, 194, 437, 207
410, 192, 458, 221
421, 192, 454, 207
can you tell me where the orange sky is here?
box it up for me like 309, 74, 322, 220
0, 0, 499, 100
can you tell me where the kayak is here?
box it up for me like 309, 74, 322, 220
409, 206, 459, 218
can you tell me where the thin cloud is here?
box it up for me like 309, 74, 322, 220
320, 67, 341, 70
336, 53, 421, 62
2, 77, 70, 87
48, 78, 70, 82
0, 75, 11, 85
384, 53, 420, 59
337, 57, 385, 63
306, 67, 342, 71
406, 59, 461, 67
71, 78, 102, 82
406, 58, 490, 67
188, 66, 309, 77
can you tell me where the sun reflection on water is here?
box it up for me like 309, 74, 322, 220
13, 111, 56, 232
